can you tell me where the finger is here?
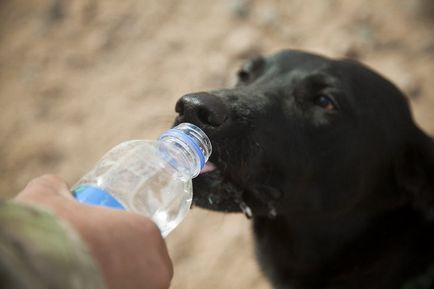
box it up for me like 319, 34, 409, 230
136, 217, 174, 281
16, 174, 73, 200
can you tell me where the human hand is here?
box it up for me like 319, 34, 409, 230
15, 174, 173, 289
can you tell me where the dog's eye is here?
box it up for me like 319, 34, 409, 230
237, 69, 250, 82
315, 95, 337, 111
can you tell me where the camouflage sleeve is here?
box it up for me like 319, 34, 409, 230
0, 201, 106, 289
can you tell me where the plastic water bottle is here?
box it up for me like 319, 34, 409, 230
72, 123, 212, 237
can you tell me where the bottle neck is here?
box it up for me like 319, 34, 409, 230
158, 136, 202, 178
158, 123, 212, 179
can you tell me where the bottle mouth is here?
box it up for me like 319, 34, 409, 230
159, 123, 212, 170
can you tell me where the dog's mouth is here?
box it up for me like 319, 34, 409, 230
172, 120, 282, 218
192, 148, 281, 219
193, 155, 249, 214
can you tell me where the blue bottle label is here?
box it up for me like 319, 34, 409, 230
73, 185, 125, 210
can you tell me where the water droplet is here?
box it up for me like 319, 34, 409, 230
239, 201, 253, 219
268, 207, 277, 219
267, 202, 277, 219
208, 195, 214, 205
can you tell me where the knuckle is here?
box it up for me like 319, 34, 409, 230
38, 174, 64, 185
18, 174, 71, 202
40, 174, 60, 181
28, 174, 65, 190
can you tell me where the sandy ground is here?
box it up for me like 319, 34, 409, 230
0, 0, 433, 288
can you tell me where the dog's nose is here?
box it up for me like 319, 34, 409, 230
175, 92, 228, 127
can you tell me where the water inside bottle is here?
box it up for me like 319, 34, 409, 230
83, 140, 193, 236
129, 166, 192, 237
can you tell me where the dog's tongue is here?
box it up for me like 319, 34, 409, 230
200, 162, 217, 174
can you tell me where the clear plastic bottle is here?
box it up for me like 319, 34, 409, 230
72, 123, 212, 237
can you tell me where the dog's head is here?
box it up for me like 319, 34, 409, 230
174, 50, 434, 220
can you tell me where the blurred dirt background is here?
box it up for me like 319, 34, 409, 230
0, 0, 433, 288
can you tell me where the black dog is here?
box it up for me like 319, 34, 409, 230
173, 50, 434, 289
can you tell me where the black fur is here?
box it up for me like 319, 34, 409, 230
173, 50, 434, 289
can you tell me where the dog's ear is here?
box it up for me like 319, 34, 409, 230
395, 128, 434, 219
